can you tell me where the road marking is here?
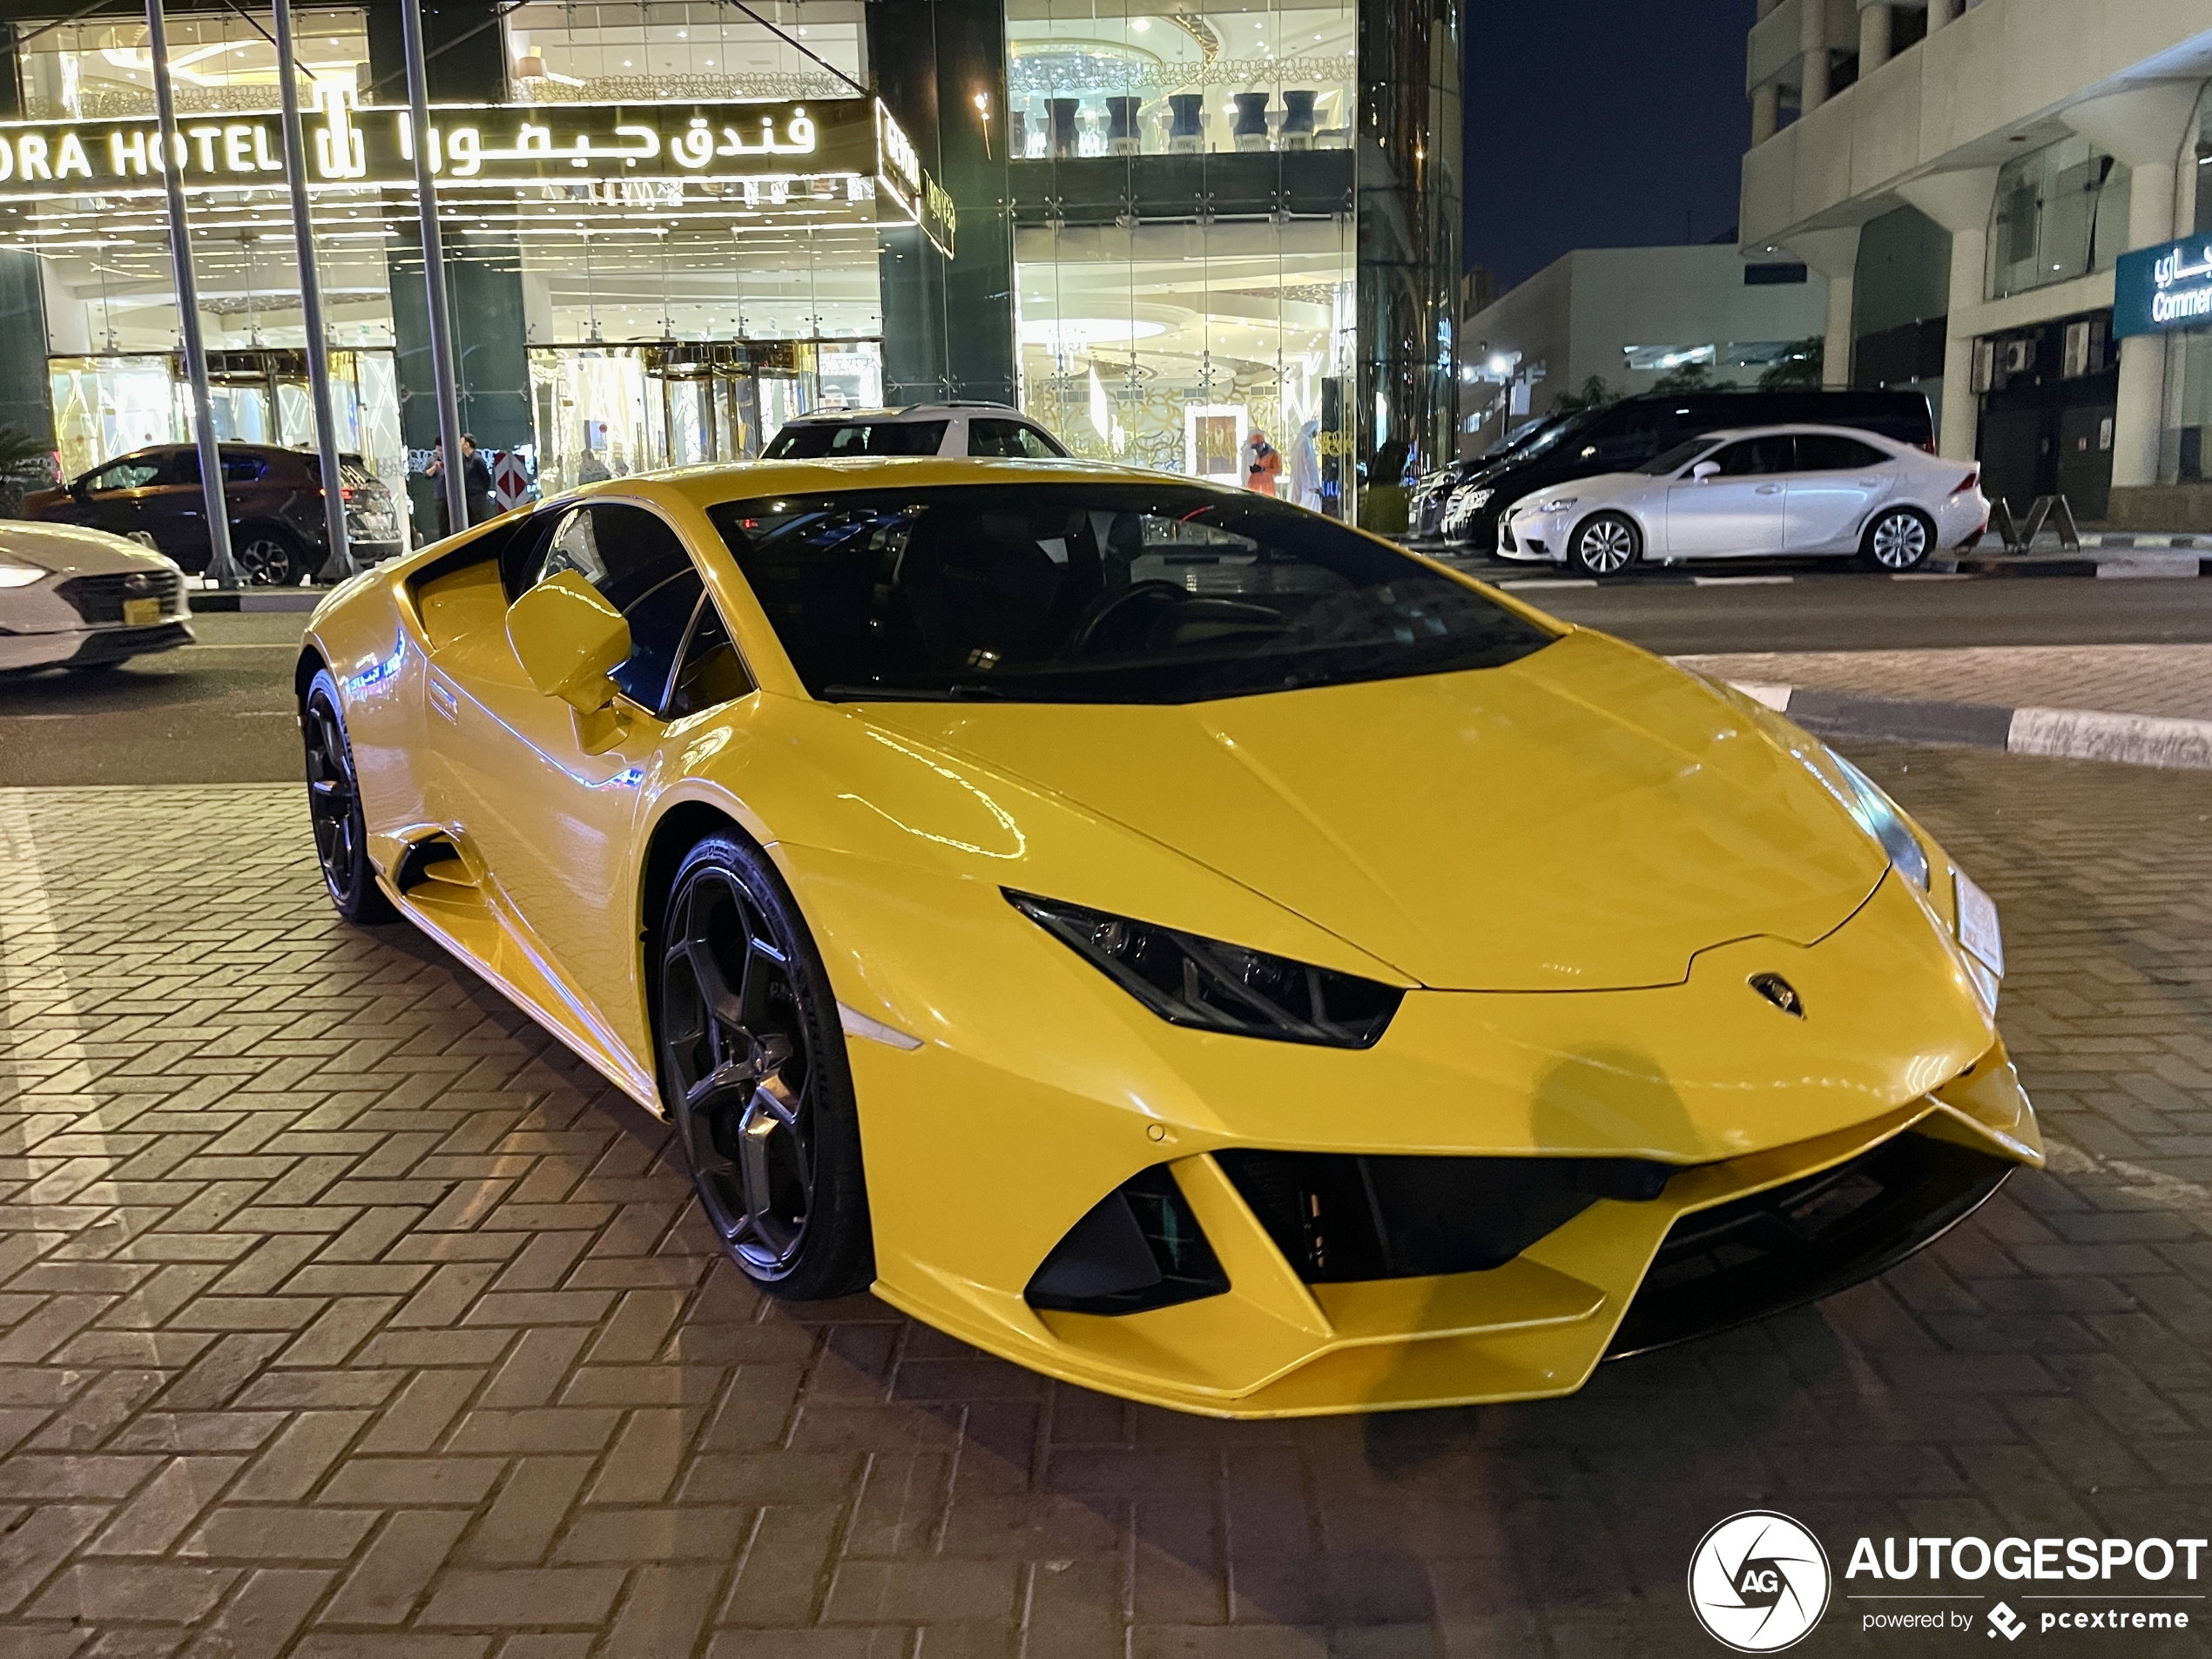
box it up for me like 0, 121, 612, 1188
1500, 578, 1597, 590
1690, 575, 1795, 586
1892, 572, 1972, 581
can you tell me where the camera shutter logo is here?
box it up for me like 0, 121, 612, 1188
1688, 1511, 1831, 1651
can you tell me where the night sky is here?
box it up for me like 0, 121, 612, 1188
1462, 0, 1762, 293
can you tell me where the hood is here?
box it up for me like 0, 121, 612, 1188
861, 630, 1887, 992
1509, 471, 1645, 512
0, 521, 178, 579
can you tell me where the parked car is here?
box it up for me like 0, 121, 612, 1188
20, 443, 404, 585
1440, 389, 1937, 555
0, 520, 192, 674
1501, 424, 1988, 577
1409, 414, 1568, 540
763, 402, 1069, 461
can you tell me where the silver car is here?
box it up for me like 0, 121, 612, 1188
762, 402, 1069, 460
1501, 424, 1989, 577
0, 521, 193, 675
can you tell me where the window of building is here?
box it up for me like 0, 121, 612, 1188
502, 1, 867, 105
1986, 136, 2128, 302
12, 7, 368, 119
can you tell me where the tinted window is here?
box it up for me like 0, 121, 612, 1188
1792, 434, 1889, 470
762, 420, 949, 459
1639, 438, 1722, 476
1577, 405, 1669, 467
222, 454, 266, 483
707, 482, 1554, 706
1710, 437, 1795, 476
524, 502, 701, 711
968, 419, 1067, 459
667, 597, 753, 718
86, 458, 160, 491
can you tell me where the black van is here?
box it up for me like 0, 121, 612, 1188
1440, 389, 1934, 554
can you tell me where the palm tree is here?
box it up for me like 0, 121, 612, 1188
0, 427, 57, 519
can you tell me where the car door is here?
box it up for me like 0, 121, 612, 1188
1665, 435, 1792, 557
429, 499, 736, 1040
139, 449, 213, 565
1784, 432, 1896, 552
52, 455, 162, 539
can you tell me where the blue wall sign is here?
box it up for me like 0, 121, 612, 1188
2115, 234, 2212, 339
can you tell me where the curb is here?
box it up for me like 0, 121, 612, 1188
1725, 681, 2212, 772
187, 590, 323, 614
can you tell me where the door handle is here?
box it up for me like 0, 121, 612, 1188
428, 671, 458, 724
1756, 485, 1784, 495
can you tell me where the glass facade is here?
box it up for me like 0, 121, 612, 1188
1985, 135, 2130, 303
0, 0, 1459, 543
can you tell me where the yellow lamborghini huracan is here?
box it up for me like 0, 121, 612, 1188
298, 457, 2039, 1417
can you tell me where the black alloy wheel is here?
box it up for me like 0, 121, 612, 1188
236, 528, 304, 587
1860, 507, 1934, 572
656, 832, 873, 1299
302, 668, 396, 923
1568, 511, 1641, 577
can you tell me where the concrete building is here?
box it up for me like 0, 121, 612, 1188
1456, 243, 1829, 454
1742, 0, 2212, 524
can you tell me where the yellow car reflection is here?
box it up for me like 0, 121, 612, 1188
298, 457, 2038, 1417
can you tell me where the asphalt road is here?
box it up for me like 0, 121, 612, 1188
9, 573, 2212, 786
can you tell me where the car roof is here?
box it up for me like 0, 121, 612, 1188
551, 455, 1224, 509
1674, 423, 1908, 447
779, 402, 1029, 423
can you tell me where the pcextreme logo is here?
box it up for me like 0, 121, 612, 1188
1689, 1510, 1832, 1652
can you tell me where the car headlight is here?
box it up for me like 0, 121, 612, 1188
0, 563, 44, 589
1542, 496, 1580, 514
1826, 749, 1930, 890
1007, 890, 1404, 1049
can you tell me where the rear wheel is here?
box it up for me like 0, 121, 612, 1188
655, 833, 873, 1300
1860, 507, 1935, 572
1568, 511, 1641, 577
302, 668, 396, 923
236, 527, 305, 587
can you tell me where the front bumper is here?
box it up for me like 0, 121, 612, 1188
0, 616, 193, 672
807, 848, 2038, 1417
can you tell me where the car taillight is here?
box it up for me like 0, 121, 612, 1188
1955, 471, 1978, 496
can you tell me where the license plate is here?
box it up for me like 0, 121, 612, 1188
1954, 870, 2003, 976
122, 597, 161, 626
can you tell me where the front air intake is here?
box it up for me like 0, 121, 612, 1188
1217, 1150, 1672, 1283
1026, 1165, 1230, 1316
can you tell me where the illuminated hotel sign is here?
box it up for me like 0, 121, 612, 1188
2115, 233, 2212, 338
0, 92, 955, 256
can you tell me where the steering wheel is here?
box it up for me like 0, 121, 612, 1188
1062, 580, 1191, 658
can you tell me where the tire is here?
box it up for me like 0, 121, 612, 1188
301, 668, 397, 924
654, 832, 873, 1300
1860, 506, 1935, 572
235, 527, 305, 587
1568, 511, 1641, 577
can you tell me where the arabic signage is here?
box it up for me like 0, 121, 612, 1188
0, 92, 954, 256
2114, 233, 2212, 339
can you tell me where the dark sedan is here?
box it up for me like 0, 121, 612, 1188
22, 443, 404, 585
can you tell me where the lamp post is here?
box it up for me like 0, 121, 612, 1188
145, 0, 239, 587
273, 0, 351, 583
401, 0, 469, 541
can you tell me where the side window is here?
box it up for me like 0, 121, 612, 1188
165, 452, 201, 487
222, 454, 266, 483
1792, 434, 1889, 471
89, 458, 161, 491
968, 419, 1065, 459
1582, 408, 1667, 466
522, 502, 704, 713
1710, 437, 1795, 476
666, 596, 754, 718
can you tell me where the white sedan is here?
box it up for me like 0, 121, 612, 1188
0, 521, 193, 675
1501, 424, 1988, 577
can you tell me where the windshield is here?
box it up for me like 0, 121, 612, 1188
762, 420, 948, 459
1486, 415, 1567, 460
1495, 412, 1595, 468
708, 483, 1555, 705
1638, 436, 1723, 476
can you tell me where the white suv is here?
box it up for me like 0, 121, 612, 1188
763, 403, 1069, 461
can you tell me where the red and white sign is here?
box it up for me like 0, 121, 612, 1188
491, 450, 530, 509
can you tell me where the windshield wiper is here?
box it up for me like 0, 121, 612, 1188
819, 682, 1011, 702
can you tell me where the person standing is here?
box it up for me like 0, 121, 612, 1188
460, 435, 494, 526
1246, 428, 1283, 496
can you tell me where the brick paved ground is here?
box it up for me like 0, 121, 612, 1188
2, 754, 2209, 1657
1671, 644, 2212, 720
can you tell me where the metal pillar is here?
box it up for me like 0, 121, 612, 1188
146, 0, 239, 587
274, 0, 351, 584
401, 0, 469, 541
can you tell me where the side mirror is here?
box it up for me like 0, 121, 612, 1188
1691, 460, 1721, 481
506, 570, 630, 713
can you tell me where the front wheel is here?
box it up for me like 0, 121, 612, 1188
655, 833, 873, 1300
1860, 507, 1935, 572
236, 528, 305, 587
302, 669, 397, 924
1568, 511, 1641, 577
